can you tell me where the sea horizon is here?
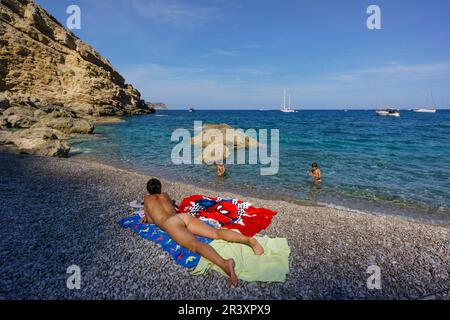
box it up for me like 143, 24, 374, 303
165, 107, 450, 111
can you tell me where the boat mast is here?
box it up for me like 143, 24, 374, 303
283, 89, 287, 110
430, 90, 436, 108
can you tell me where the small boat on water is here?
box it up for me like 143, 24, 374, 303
188, 108, 194, 113
280, 89, 296, 113
376, 109, 400, 117
413, 108, 437, 113
413, 90, 437, 113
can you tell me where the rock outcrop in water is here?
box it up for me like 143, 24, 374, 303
0, 0, 155, 156
192, 123, 260, 164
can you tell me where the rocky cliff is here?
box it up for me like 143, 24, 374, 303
0, 0, 154, 156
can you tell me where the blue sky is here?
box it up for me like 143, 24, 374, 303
36, 0, 450, 109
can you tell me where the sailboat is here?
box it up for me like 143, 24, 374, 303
413, 90, 437, 113
280, 89, 296, 113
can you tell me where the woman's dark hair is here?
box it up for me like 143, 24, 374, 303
312, 162, 318, 168
147, 178, 162, 195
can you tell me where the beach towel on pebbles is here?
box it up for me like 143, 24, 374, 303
192, 236, 290, 282
179, 195, 278, 237
117, 210, 212, 268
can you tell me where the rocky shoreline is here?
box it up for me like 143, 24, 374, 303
0, 0, 156, 156
1, 151, 449, 299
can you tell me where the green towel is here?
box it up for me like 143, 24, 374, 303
191, 236, 290, 282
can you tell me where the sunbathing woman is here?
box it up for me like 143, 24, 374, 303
140, 178, 264, 287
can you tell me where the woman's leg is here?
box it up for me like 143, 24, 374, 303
179, 214, 264, 255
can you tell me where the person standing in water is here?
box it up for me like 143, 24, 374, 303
217, 163, 226, 177
307, 162, 322, 183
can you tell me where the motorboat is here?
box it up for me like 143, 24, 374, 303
376, 109, 400, 117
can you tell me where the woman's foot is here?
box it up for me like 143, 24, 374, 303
249, 237, 264, 255
223, 259, 238, 287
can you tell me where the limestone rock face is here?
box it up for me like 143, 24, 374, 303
0, 96, 9, 111
0, 0, 159, 157
0, 0, 150, 116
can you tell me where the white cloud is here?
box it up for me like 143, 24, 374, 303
335, 62, 450, 83
124, 64, 207, 81
207, 49, 240, 57
199, 44, 265, 59
131, 0, 223, 25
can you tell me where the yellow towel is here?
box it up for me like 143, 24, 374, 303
191, 236, 290, 282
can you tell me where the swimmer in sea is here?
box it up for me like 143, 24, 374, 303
217, 163, 226, 177
307, 162, 322, 183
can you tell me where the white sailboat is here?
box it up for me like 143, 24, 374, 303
413, 90, 437, 113
414, 108, 436, 113
280, 89, 296, 113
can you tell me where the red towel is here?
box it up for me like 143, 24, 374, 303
178, 195, 278, 237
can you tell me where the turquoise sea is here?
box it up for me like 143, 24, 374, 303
71, 110, 450, 222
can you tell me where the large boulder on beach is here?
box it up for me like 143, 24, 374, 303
0, 104, 93, 135
0, 127, 70, 157
31, 115, 94, 134
0, 0, 152, 117
0, 105, 43, 128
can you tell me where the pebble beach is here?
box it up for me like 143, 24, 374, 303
1, 151, 449, 300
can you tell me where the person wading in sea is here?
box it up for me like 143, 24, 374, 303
217, 163, 226, 177
307, 162, 322, 183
